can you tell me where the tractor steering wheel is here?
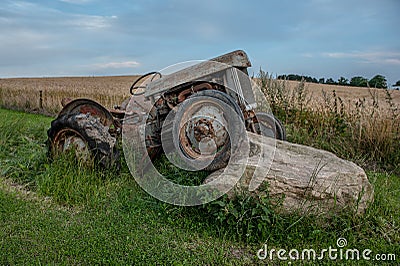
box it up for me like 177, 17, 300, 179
129, 72, 162, 95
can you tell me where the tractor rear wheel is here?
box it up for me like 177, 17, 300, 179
47, 113, 118, 168
169, 92, 245, 171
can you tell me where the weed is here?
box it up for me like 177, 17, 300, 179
257, 70, 400, 174
202, 183, 279, 243
153, 154, 209, 186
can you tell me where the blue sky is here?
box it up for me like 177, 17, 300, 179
1, 0, 399, 85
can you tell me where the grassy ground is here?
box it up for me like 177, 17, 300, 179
0, 108, 399, 265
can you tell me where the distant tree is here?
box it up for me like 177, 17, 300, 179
338, 77, 349, 86
279, 74, 313, 82
350, 76, 368, 87
394, 80, 400, 87
369, 75, 387, 89
326, 78, 337, 85
287, 74, 301, 81
304, 76, 313, 83
319, 78, 325, 84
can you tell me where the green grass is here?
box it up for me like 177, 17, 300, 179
0, 108, 399, 265
0, 186, 254, 265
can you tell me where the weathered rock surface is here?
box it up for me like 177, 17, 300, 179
204, 132, 374, 216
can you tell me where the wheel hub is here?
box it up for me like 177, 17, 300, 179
183, 105, 228, 157
53, 128, 90, 162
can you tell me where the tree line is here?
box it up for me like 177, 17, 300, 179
277, 74, 391, 89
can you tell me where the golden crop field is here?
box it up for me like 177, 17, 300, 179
0, 76, 139, 115
287, 80, 400, 110
266, 79, 398, 115
0, 75, 399, 116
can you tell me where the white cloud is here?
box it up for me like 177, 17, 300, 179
60, 0, 93, 4
323, 51, 400, 65
1, 0, 117, 31
66, 15, 117, 29
384, 58, 400, 65
8, 1, 38, 10
93, 61, 140, 69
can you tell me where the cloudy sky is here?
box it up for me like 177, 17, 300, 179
1, 0, 399, 85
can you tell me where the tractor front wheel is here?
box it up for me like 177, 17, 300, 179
253, 112, 286, 141
47, 113, 118, 168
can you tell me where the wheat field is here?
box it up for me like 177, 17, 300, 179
0, 76, 139, 115
0, 75, 399, 116
284, 80, 400, 111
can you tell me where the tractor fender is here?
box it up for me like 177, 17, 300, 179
58, 98, 114, 127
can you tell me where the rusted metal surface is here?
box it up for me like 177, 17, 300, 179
177, 82, 213, 102
178, 97, 229, 159
58, 98, 114, 127
209, 50, 251, 68
145, 62, 228, 98
145, 50, 251, 98
52, 127, 90, 162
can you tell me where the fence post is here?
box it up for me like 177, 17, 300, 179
39, 90, 43, 109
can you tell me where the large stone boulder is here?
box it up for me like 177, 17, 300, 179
204, 132, 374, 216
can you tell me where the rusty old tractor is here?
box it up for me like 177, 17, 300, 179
47, 50, 285, 171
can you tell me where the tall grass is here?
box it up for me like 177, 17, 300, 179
258, 70, 400, 174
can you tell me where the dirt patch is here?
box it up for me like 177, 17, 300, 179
0, 177, 80, 213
